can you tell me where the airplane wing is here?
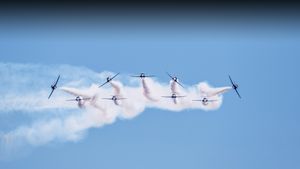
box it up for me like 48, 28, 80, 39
192, 99, 217, 102
162, 96, 173, 98
111, 73, 120, 80
131, 75, 155, 78
166, 72, 173, 79
175, 81, 184, 88
99, 81, 109, 88
66, 99, 77, 101
235, 89, 242, 98
117, 98, 127, 100
48, 89, 54, 99
229, 75, 234, 86
176, 96, 186, 98
54, 75, 60, 85
82, 98, 91, 100
102, 98, 113, 100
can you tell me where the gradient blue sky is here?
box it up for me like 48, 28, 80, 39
0, 14, 299, 169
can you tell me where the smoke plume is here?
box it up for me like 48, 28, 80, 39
0, 63, 231, 149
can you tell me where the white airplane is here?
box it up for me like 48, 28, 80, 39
66, 96, 91, 108
99, 73, 120, 88
162, 93, 186, 104
131, 73, 155, 79
166, 72, 184, 88
61, 87, 96, 108
192, 97, 218, 106
102, 95, 127, 106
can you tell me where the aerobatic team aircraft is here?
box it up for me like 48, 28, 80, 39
48, 75, 60, 99
131, 73, 155, 79
161, 93, 186, 104
99, 73, 120, 87
102, 95, 127, 106
66, 96, 91, 108
192, 97, 218, 105
166, 72, 184, 88
229, 75, 241, 98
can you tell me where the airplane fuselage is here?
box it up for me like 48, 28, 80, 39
140, 73, 145, 78
202, 98, 209, 105
233, 84, 238, 90
171, 94, 178, 104
111, 96, 119, 105
73, 96, 85, 108
51, 85, 57, 90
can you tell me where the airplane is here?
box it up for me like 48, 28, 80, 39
229, 75, 241, 98
166, 72, 184, 88
193, 97, 218, 106
162, 93, 186, 104
102, 95, 127, 105
131, 73, 155, 79
99, 73, 120, 88
66, 96, 91, 108
48, 75, 60, 99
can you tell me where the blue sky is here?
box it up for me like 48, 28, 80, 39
0, 15, 299, 169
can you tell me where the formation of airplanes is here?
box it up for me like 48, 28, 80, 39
48, 72, 241, 107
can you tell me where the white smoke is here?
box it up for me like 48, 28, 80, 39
0, 63, 231, 149
141, 78, 158, 101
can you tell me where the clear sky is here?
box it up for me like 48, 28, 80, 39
0, 11, 299, 169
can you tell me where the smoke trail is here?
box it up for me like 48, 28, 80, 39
0, 63, 231, 150
141, 78, 157, 101
110, 81, 122, 96
171, 81, 177, 94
